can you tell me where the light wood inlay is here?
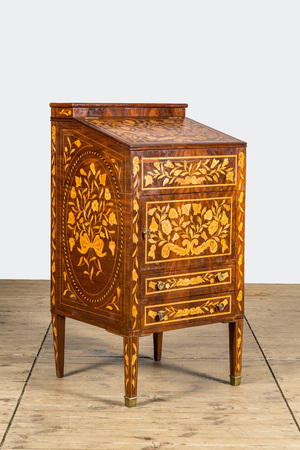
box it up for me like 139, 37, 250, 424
144, 195, 233, 264
142, 155, 237, 190
145, 295, 232, 327
145, 268, 232, 295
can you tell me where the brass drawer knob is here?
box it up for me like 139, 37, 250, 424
143, 230, 151, 238
216, 273, 225, 282
157, 281, 165, 290
155, 311, 165, 321
216, 302, 225, 311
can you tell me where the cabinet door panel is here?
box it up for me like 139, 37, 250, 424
140, 191, 236, 270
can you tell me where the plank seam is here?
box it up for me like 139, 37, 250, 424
245, 315, 300, 433
0, 321, 52, 449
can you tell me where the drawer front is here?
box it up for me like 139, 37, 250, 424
141, 191, 235, 268
142, 294, 233, 328
141, 155, 237, 192
141, 264, 235, 299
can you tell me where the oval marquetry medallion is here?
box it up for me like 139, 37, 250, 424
63, 151, 123, 302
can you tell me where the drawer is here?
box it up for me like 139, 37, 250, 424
142, 293, 233, 329
141, 264, 235, 299
141, 191, 236, 269
141, 154, 237, 192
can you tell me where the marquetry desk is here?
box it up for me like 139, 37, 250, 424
50, 103, 246, 407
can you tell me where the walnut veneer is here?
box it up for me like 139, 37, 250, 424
50, 103, 246, 407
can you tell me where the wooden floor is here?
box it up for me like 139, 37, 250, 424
0, 282, 299, 449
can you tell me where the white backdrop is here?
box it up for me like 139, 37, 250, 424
1, 0, 299, 282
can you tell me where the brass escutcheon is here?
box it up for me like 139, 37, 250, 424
157, 281, 165, 290
216, 302, 225, 311
216, 273, 225, 282
155, 311, 165, 321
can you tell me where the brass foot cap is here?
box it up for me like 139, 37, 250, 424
230, 375, 242, 386
124, 396, 137, 408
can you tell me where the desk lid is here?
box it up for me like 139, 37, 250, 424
50, 103, 245, 147
82, 117, 245, 147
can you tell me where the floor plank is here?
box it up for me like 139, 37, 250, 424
245, 284, 300, 359
0, 281, 50, 438
245, 283, 300, 427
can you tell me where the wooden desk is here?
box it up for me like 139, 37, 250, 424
50, 103, 246, 407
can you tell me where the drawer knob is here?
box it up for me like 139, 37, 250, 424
216, 302, 225, 311
143, 230, 151, 239
157, 281, 165, 290
155, 311, 165, 321
216, 273, 225, 282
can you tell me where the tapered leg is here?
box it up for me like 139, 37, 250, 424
153, 332, 163, 361
123, 336, 139, 407
51, 313, 65, 378
229, 319, 243, 386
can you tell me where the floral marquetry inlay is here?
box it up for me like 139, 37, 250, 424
51, 314, 59, 364
63, 135, 92, 172
85, 117, 243, 146
59, 108, 72, 116
236, 322, 243, 371
124, 337, 139, 399
146, 268, 231, 295
236, 151, 246, 312
142, 156, 236, 190
145, 295, 231, 326
63, 150, 123, 303
51, 125, 56, 308
145, 196, 232, 264
66, 161, 117, 281
131, 156, 140, 329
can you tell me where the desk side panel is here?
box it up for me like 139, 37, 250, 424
51, 119, 131, 335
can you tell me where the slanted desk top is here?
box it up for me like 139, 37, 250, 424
83, 117, 245, 146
